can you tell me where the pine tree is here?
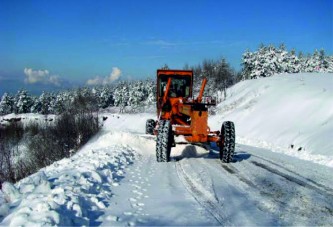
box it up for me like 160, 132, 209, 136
277, 44, 289, 73
286, 49, 300, 73
114, 82, 129, 112
30, 96, 40, 113
319, 49, 329, 72
39, 92, 52, 114
52, 91, 71, 114
214, 58, 234, 97
241, 50, 255, 79
327, 56, 333, 73
14, 90, 33, 114
311, 50, 321, 72
144, 79, 156, 106
128, 81, 146, 111
99, 86, 114, 108
48, 93, 56, 114
0, 93, 14, 115
298, 51, 304, 72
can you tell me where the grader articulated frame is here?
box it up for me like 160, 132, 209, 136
146, 69, 235, 163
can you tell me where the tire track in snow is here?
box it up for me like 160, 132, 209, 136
219, 162, 258, 189
251, 154, 333, 194
218, 155, 333, 199
250, 160, 333, 198
216, 154, 333, 225
175, 160, 229, 226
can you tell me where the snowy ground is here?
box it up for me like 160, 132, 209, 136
1, 73, 333, 226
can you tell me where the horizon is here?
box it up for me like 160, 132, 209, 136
0, 0, 332, 95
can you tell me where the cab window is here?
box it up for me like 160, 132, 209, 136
159, 75, 191, 98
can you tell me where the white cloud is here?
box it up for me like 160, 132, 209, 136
86, 76, 104, 86
23, 68, 61, 86
49, 75, 61, 86
86, 67, 122, 86
108, 67, 121, 82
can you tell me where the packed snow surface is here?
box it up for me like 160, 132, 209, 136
1, 73, 332, 226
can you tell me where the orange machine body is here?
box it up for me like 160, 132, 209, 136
156, 69, 220, 144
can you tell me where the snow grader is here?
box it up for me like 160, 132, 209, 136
146, 69, 235, 163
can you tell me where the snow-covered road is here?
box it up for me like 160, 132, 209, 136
1, 113, 332, 226
100, 133, 333, 226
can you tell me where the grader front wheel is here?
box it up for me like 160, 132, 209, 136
220, 121, 235, 163
156, 120, 173, 162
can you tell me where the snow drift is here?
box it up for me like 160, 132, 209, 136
210, 72, 333, 167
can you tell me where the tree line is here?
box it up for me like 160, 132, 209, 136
1, 44, 332, 116
0, 79, 156, 116
241, 44, 333, 79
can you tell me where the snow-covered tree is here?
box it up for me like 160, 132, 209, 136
47, 93, 56, 114
30, 96, 40, 113
114, 82, 130, 112
51, 91, 72, 114
71, 88, 99, 113
285, 49, 301, 73
14, 90, 33, 114
318, 49, 328, 72
311, 50, 322, 72
242, 44, 333, 79
0, 93, 14, 115
144, 79, 156, 106
241, 50, 255, 80
128, 81, 145, 109
37, 92, 52, 114
327, 56, 333, 73
98, 86, 114, 108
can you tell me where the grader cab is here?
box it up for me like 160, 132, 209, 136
146, 69, 235, 163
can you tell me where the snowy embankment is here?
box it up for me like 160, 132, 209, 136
210, 73, 333, 167
0, 114, 154, 226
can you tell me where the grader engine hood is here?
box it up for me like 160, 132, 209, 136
178, 104, 191, 116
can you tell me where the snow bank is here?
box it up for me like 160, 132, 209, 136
210, 73, 333, 167
0, 113, 157, 226
0, 123, 141, 225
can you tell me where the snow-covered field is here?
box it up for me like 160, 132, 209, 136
1, 73, 332, 226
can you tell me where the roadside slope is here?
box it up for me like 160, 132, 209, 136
210, 73, 333, 167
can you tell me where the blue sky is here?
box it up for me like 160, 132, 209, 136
0, 0, 332, 94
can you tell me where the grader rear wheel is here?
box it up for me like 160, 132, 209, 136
220, 121, 235, 163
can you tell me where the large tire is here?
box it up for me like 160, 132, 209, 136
146, 119, 156, 135
156, 120, 173, 162
220, 121, 235, 163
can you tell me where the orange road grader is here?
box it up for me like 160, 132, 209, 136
146, 69, 235, 163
